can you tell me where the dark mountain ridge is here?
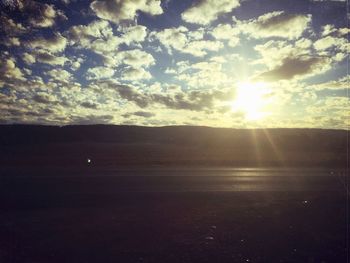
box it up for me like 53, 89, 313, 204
0, 125, 348, 168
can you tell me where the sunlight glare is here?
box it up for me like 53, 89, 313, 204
231, 81, 271, 120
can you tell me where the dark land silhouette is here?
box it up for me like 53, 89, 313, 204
0, 125, 348, 263
0, 125, 348, 168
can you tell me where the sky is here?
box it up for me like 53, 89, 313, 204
0, 0, 349, 129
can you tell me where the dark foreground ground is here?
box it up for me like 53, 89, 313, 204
0, 173, 348, 263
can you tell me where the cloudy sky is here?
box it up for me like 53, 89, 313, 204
0, 0, 349, 128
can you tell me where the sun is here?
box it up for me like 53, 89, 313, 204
231, 81, 270, 120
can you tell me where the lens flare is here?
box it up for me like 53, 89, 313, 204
231, 81, 271, 120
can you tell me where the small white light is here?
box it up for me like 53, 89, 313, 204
87, 158, 91, 163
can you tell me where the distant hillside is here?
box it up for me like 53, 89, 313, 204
0, 125, 348, 168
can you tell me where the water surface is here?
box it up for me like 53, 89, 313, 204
1, 167, 347, 193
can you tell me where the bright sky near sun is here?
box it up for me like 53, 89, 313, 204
0, 0, 349, 128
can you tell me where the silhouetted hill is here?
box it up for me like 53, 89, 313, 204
0, 125, 348, 168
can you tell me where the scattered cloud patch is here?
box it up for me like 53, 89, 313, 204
90, 0, 163, 23
33, 50, 68, 66
86, 66, 115, 80
182, 0, 240, 25
122, 67, 152, 81
15, 1, 67, 28
151, 27, 223, 57
211, 24, 240, 47
239, 11, 311, 39
28, 33, 67, 53
256, 56, 331, 81
123, 111, 155, 118
0, 58, 24, 83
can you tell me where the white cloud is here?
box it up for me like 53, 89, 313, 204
122, 67, 152, 80
103, 49, 155, 69
321, 24, 337, 36
122, 25, 148, 44
306, 96, 349, 129
32, 92, 58, 104
22, 53, 36, 64
90, 0, 163, 23
256, 56, 332, 81
0, 16, 26, 35
70, 59, 83, 71
68, 20, 113, 44
184, 40, 223, 57
0, 58, 24, 82
86, 66, 115, 80
68, 20, 149, 56
119, 49, 155, 68
176, 61, 233, 89
29, 33, 67, 53
313, 34, 349, 62
211, 24, 240, 47
89, 36, 121, 54
337, 28, 350, 36
152, 26, 223, 57
314, 35, 348, 51
165, 60, 191, 75
188, 28, 205, 40
0, 15, 27, 47
182, 0, 240, 25
307, 76, 349, 90
68, 20, 121, 55
47, 69, 73, 83
34, 50, 68, 66
20, 2, 67, 28
254, 39, 311, 68
7, 37, 21, 46
239, 11, 311, 39
152, 26, 188, 53
314, 36, 339, 50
